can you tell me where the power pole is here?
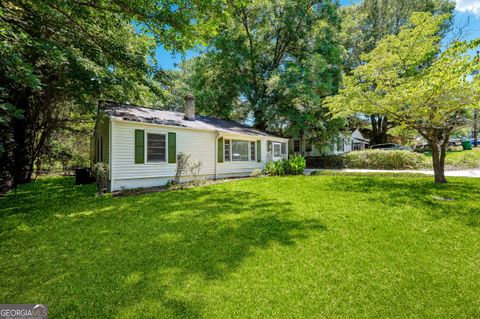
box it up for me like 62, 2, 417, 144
474, 51, 479, 148
474, 109, 478, 148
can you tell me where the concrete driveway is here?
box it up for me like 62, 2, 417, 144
304, 168, 480, 178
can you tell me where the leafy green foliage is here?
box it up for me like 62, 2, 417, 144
339, 0, 455, 144
181, 0, 344, 143
340, 0, 455, 72
264, 155, 306, 176
2, 176, 480, 317
0, 0, 228, 187
326, 12, 480, 183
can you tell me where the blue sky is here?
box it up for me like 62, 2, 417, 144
156, 0, 480, 69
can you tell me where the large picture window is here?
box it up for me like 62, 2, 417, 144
147, 133, 166, 162
232, 140, 249, 161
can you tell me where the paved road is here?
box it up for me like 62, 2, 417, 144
304, 168, 480, 178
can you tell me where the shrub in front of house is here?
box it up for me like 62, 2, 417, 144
250, 169, 263, 177
92, 162, 109, 195
344, 150, 424, 170
307, 150, 424, 170
306, 155, 346, 169
264, 155, 306, 176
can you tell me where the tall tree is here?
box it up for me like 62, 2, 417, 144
326, 12, 480, 183
0, 0, 226, 188
340, 0, 455, 145
183, 0, 343, 144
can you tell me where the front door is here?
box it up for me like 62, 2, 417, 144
272, 142, 282, 161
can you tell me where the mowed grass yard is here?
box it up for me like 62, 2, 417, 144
423, 148, 480, 169
1, 174, 480, 318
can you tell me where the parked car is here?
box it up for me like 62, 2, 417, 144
448, 138, 461, 147
370, 143, 413, 151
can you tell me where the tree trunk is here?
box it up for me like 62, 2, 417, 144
474, 109, 478, 148
11, 102, 34, 187
370, 114, 389, 145
253, 109, 267, 131
430, 140, 448, 184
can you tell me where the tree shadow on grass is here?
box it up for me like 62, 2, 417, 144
0, 177, 327, 318
318, 173, 480, 227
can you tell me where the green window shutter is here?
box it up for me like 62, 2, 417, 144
217, 137, 224, 163
134, 129, 145, 164
257, 140, 261, 162
168, 132, 176, 163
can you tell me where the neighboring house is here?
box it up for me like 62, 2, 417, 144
289, 129, 369, 156
91, 95, 288, 191
351, 129, 370, 150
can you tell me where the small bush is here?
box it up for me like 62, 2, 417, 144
264, 155, 306, 176
174, 152, 191, 184
264, 160, 285, 176
92, 162, 109, 195
189, 159, 204, 185
284, 154, 306, 175
250, 169, 263, 177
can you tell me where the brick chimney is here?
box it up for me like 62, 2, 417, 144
184, 94, 195, 121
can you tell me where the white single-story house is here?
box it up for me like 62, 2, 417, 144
289, 129, 369, 156
91, 95, 288, 191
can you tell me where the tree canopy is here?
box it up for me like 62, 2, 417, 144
326, 12, 480, 183
0, 0, 228, 187
180, 0, 344, 146
339, 0, 455, 144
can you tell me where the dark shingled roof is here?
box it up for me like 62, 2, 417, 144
100, 101, 283, 138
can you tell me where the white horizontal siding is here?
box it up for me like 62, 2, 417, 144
111, 121, 216, 190
110, 120, 288, 190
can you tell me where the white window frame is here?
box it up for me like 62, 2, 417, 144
223, 138, 255, 162
250, 141, 256, 161
273, 142, 282, 158
145, 131, 167, 164
231, 139, 250, 162
224, 139, 231, 162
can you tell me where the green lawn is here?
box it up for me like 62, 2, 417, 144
1, 175, 480, 318
422, 148, 480, 169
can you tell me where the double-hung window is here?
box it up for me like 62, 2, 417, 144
224, 139, 231, 162
250, 141, 256, 161
147, 133, 166, 162
293, 140, 300, 153
273, 143, 281, 157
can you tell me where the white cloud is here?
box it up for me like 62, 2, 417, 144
456, 0, 480, 15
